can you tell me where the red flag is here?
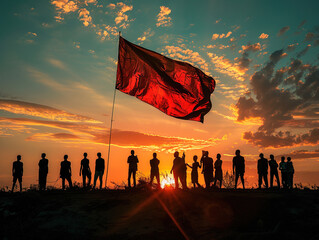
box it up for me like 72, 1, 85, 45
116, 36, 216, 123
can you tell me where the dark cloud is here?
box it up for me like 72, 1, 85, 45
235, 47, 319, 148
277, 26, 290, 36
277, 149, 319, 160
297, 44, 311, 58
298, 20, 307, 29
243, 129, 319, 148
304, 32, 315, 41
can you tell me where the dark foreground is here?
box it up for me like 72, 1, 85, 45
1, 189, 319, 240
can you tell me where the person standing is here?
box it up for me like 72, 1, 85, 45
202, 151, 214, 189
257, 153, 268, 189
214, 153, 223, 188
93, 152, 105, 189
12, 155, 23, 192
233, 149, 245, 189
127, 150, 139, 188
187, 155, 201, 188
269, 154, 280, 188
150, 152, 160, 189
171, 151, 187, 189
80, 152, 91, 188
279, 156, 287, 188
60, 155, 72, 190
38, 153, 48, 191
286, 157, 294, 189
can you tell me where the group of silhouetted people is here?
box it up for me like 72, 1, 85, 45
11, 152, 105, 192
10, 149, 295, 192
257, 153, 294, 189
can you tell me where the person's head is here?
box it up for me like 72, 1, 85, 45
97, 152, 101, 158
131, 150, 135, 155
235, 149, 240, 156
217, 153, 221, 159
41, 153, 46, 159
174, 151, 179, 158
193, 155, 198, 162
281, 156, 285, 162
17, 155, 21, 161
259, 153, 264, 158
64, 155, 68, 160
287, 157, 291, 162
270, 154, 274, 160
83, 152, 87, 158
153, 152, 157, 158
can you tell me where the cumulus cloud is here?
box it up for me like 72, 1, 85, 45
156, 6, 172, 27
212, 32, 232, 40
0, 99, 100, 123
137, 28, 154, 42
235, 48, 319, 148
239, 43, 262, 53
259, 33, 269, 39
114, 2, 133, 25
207, 53, 248, 81
164, 46, 210, 74
277, 26, 290, 36
78, 8, 92, 26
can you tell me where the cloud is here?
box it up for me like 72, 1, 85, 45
156, 6, 172, 27
78, 8, 92, 26
206, 44, 229, 50
277, 26, 290, 36
207, 53, 247, 81
304, 32, 315, 41
259, 33, 269, 39
47, 58, 67, 70
164, 45, 210, 74
239, 43, 262, 53
278, 149, 319, 160
0, 99, 100, 123
137, 28, 154, 42
297, 44, 311, 58
51, 0, 79, 22
235, 48, 319, 148
0, 117, 226, 152
286, 43, 299, 52
212, 32, 232, 40
114, 2, 133, 25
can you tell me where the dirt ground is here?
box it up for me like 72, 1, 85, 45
1, 188, 319, 240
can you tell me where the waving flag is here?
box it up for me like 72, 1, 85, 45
116, 36, 216, 123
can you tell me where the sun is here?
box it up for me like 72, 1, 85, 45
160, 174, 175, 189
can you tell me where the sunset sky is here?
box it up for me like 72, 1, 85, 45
1, 0, 319, 189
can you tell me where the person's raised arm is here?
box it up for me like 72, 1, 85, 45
186, 163, 192, 168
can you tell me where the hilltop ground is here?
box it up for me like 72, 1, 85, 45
1, 188, 319, 240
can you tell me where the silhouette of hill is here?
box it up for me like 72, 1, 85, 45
0, 189, 318, 239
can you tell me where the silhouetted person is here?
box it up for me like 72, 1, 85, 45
80, 152, 91, 188
12, 155, 23, 192
269, 154, 280, 188
187, 155, 201, 188
171, 151, 187, 189
127, 150, 138, 188
180, 152, 187, 189
150, 153, 160, 189
279, 156, 287, 188
233, 149, 245, 189
214, 153, 223, 188
60, 155, 72, 190
201, 151, 214, 189
38, 153, 48, 191
93, 152, 105, 189
257, 153, 268, 189
286, 157, 294, 189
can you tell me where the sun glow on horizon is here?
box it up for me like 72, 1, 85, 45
160, 173, 175, 189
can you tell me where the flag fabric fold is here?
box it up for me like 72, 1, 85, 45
116, 36, 216, 123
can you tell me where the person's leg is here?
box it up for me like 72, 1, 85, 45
99, 173, 103, 189
291, 174, 294, 189
62, 178, 65, 190
18, 178, 22, 192
204, 174, 210, 189
88, 172, 91, 186
264, 174, 268, 188
67, 176, 72, 188
44, 174, 47, 190
173, 172, 179, 189
82, 173, 86, 188
93, 172, 98, 188
128, 169, 132, 187
258, 174, 262, 188
270, 173, 273, 188
220, 179, 222, 189
241, 174, 245, 189
156, 173, 160, 188
12, 177, 17, 192
150, 172, 154, 186
133, 170, 136, 187
235, 173, 239, 189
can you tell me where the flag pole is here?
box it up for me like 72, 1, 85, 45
105, 31, 121, 188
